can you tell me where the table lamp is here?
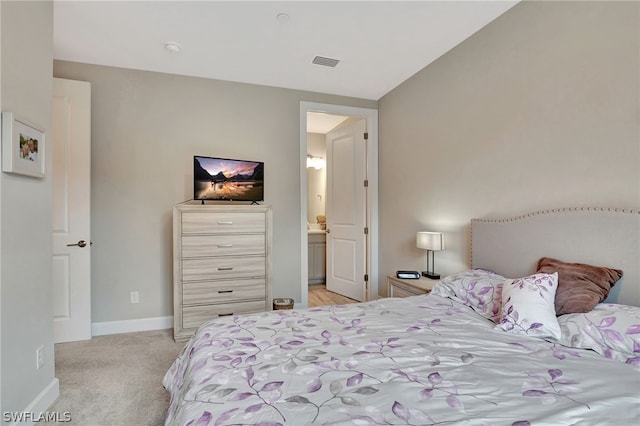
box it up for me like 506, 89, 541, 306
416, 231, 444, 279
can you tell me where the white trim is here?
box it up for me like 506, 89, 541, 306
91, 316, 173, 336
299, 101, 379, 307
12, 378, 60, 425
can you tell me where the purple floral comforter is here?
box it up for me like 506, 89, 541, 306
163, 295, 640, 425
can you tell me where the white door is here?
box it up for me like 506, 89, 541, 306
325, 119, 367, 301
52, 78, 92, 343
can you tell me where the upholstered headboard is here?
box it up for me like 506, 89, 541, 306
471, 208, 640, 307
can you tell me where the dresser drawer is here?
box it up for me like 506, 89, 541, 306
183, 279, 266, 305
182, 256, 265, 281
390, 284, 423, 298
182, 234, 265, 258
181, 212, 265, 234
183, 300, 266, 329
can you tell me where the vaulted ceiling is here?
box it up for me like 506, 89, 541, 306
54, 1, 519, 101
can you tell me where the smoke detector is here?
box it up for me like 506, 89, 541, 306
276, 13, 290, 23
164, 42, 182, 53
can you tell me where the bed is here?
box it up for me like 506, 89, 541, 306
163, 207, 640, 425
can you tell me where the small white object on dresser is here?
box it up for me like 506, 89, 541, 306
387, 275, 437, 298
173, 202, 272, 341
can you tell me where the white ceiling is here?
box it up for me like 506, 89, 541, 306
53, 0, 519, 101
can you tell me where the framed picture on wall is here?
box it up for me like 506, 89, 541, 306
1, 112, 45, 178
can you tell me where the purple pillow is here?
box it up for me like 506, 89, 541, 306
557, 303, 640, 367
431, 269, 504, 322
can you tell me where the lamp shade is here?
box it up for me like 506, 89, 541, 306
416, 231, 444, 251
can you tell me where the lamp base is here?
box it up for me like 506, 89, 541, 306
422, 272, 440, 280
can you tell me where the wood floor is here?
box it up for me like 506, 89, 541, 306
308, 284, 359, 307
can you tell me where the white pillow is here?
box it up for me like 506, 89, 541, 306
495, 272, 561, 340
557, 303, 640, 366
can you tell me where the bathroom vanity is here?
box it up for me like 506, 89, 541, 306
308, 230, 326, 284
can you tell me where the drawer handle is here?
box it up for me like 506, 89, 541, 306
218, 313, 233, 317
217, 244, 233, 248
217, 221, 233, 225
218, 267, 234, 271
218, 290, 233, 294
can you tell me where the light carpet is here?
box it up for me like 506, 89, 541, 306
49, 329, 185, 426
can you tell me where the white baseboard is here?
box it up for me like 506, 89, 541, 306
11, 378, 60, 425
91, 316, 173, 336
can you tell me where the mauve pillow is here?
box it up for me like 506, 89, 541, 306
536, 257, 623, 315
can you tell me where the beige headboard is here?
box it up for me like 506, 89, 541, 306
471, 207, 640, 307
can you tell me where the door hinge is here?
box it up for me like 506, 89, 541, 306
364, 227, 369, 235
364, 274, 369, 282
364, 179, 368, 187
363, 132, 369, 140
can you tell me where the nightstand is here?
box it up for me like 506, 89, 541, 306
387, 275, 437, 298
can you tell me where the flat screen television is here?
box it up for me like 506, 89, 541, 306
194, 155, 264, 202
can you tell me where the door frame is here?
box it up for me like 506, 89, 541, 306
299, 101, 379, 307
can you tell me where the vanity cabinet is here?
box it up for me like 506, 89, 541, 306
173, 203, 272, 341
308, 232, 326, 284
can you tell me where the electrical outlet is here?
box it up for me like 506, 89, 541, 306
130, 291, 139, 304
36, 346, 44, 370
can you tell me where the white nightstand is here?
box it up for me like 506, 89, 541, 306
387, 275, 438, 298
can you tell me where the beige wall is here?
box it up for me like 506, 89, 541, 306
53, 61, 376, 323
378, 0, 640, 295
49, 1, 639, 321
307, 132, 326, 224
1, 0, 57, 415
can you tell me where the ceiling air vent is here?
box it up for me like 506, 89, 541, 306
312, 56, 340, 68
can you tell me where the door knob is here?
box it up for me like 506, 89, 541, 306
326, 229, 330, 233
67, 240, 87, 248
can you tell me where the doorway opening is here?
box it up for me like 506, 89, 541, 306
299, 102, 379, 308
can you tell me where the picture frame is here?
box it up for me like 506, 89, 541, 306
1, 112, 45, 178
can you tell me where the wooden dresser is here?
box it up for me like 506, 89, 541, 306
173, 203, 272, 341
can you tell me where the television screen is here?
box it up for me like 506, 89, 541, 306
194, 155, 264, 202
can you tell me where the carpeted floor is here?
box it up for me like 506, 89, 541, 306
49, 329, 185, 426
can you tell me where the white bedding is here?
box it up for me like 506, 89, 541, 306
163, 294, 640, 425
